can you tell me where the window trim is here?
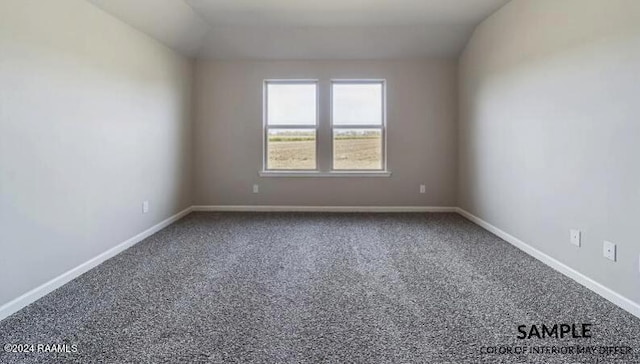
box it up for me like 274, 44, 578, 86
330, 79, 387, 172
263, 79, 319, 172
261, 78, 390, 177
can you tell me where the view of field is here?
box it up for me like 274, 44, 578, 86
267, 136, 316, 170
267, 130, 382, 170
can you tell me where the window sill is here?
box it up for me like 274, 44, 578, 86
258, 171, 392, 178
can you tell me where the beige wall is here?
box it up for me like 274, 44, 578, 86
459, 0, 640, 304
194, 60, 457, 207
0, 0, 194, 307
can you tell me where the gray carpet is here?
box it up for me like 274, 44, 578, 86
1, 212, 639, 363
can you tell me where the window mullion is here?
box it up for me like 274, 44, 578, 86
317, 80, 331, 172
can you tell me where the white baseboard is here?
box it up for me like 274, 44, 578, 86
4, 205, 637, 323
456, 207, 640, 319
192, 205, 458, 213
0, 206, 193, 322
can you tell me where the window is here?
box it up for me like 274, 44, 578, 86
264, 81, 318, 170
262, 79, 387, 175
331, 81, 385, 170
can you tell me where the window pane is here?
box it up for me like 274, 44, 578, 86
267, 83, 316, 125
332, 83, 383, 125
267, 129, 316, 170
333, 129, 382, 170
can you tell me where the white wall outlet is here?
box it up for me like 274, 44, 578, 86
142, 200, 149, 214
419, 184, 426, 194
603, 241, 616, 261
253, 184, 259, 193
570, 229, 581, 247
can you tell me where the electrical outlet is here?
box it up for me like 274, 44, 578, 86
603, 241, 616, 262
570, 229, 581, 247
142, 200, 149, 214
253, 184, 259, 193
419, 184, 426, 194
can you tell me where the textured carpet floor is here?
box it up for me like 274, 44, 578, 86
1, 212, 639, 363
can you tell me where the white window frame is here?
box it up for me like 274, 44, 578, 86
330, 79, 387, 172
262, 79, 319, 172
260, 78, 390, 177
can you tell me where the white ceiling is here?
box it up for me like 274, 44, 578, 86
88, 0, 510, 59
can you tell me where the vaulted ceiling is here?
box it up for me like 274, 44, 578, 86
88, 0, 510, 59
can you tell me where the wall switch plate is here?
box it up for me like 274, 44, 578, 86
419, 184, 426, 194
570, 229, 581, 247
142, 200, 149, 214
603, 241, 616, 261
253, 184, 259, 193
